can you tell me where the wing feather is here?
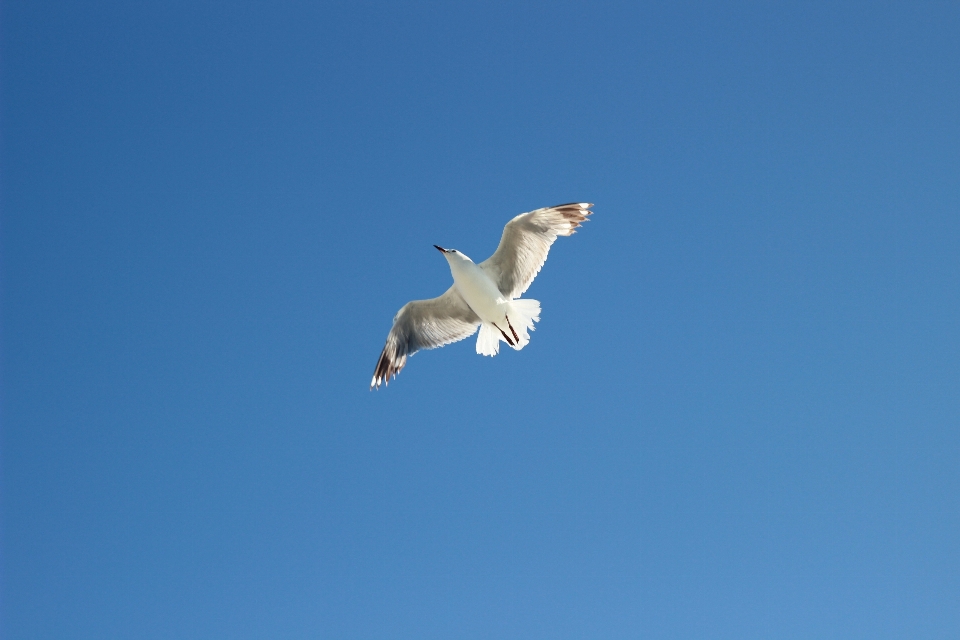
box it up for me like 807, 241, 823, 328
479, 202, 592, 299
371, 285, 480, 389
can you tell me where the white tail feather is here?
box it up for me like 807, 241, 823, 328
476, 322, 501, 356
505, 298, 540, 350
474, 298, 541, 355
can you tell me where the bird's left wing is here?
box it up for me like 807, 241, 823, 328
371, 285, 481, 389
480, 203, 592, 299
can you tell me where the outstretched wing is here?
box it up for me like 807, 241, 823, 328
479, 202, 592, 299
371, 285, 481, 389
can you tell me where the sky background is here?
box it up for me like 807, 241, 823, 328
3, 1, 959, 638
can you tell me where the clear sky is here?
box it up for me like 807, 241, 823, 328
3, 1, 958, 638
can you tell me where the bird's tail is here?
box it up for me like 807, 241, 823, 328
505, 298, 540, 350
476, 322, 502, 357
477, 299, 540, 356
474, 299, 541, 357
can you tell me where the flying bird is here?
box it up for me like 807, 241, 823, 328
371, 202, 593, 389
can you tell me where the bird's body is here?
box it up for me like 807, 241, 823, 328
441, 248, 542, 357
443, 250, 505, 326
371, 202, 593, 389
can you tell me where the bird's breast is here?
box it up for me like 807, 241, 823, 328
449, 261, 506, 322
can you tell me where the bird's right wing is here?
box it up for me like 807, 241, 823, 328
371, 285, 481, 389
480, 203, 593, 299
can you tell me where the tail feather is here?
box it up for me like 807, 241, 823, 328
505, 298, 540, 350
476, 322, 501, 356
474, 298, 541, 355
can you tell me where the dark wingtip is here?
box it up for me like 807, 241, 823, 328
371, 345, 406, 390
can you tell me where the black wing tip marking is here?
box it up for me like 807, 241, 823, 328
370, 346, 405, 390
551, 202, 594, 209
546, 203, 593, 234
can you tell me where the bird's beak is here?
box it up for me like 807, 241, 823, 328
434, 245, 447, 253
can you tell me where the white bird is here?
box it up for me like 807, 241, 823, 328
371, 202, 593, 389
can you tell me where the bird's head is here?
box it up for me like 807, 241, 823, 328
434, 245, 472, 265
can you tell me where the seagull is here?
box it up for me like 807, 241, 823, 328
371, 202, 593, 389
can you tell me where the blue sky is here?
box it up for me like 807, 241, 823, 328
3, 1, 958, 638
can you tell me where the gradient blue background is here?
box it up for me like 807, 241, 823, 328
3, 1, 959, 638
